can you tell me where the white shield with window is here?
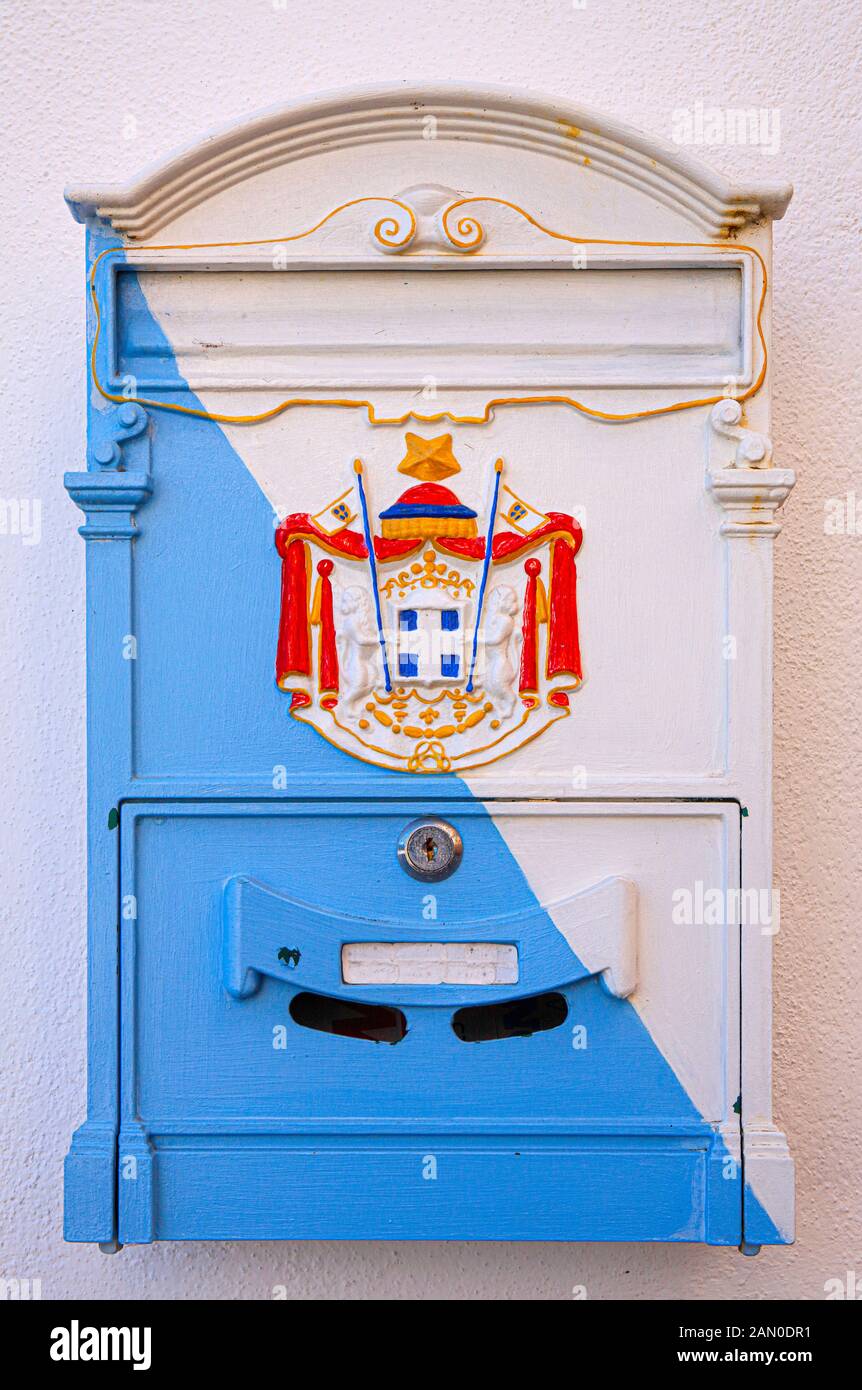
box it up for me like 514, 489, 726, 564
393, 592, 471, 686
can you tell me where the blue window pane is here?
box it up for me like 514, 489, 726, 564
441, 609, 459, 631
399, 611, 418, 677
441, 655, 460, 678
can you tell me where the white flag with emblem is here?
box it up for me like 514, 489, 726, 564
312, 484, 358, 535
500, 485, 548, 536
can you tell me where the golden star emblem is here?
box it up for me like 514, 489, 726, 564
397, 432, 461, 482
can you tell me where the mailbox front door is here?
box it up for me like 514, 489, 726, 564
117, 800, 741, 1242
64, 84, 795, 1248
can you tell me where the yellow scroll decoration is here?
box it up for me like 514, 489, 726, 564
89, 194, 768, 429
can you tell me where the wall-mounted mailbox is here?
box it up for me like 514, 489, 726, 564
63, 84, 794, 1249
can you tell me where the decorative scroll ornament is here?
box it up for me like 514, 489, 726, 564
709, 398, 773, 468
64, 402, 153, 539
369, 184, 484, 254
707, 400, 795, 537
274, 434, 584, 772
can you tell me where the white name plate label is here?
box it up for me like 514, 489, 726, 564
341, 942, 519, 986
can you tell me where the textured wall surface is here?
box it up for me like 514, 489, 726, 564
1, 0, 859, 1300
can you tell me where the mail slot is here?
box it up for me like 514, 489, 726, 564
62, 84, 795, 1249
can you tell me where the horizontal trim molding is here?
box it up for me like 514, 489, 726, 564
112, 251, 752, 393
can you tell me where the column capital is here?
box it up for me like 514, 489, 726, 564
64, 402, 153, 539
707, 400, 795, 536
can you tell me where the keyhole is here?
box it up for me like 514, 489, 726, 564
397, 817, 463, 882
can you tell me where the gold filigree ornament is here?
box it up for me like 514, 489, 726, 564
407, 742, 452, 774
379, 550, 475, 602
324, 694, 547, 772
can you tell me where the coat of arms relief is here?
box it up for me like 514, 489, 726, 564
275, 432, 583, 772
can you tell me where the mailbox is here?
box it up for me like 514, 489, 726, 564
63, 84, 795, 1249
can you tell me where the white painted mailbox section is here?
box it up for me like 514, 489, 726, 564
64, 85, 795, 1249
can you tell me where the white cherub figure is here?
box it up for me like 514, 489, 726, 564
482, 584, 520, 720
337, 586, 380, 720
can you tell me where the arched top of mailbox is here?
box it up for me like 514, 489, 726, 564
65, 82, 791, 242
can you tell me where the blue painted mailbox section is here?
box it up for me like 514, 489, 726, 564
114, 803, 739, 1244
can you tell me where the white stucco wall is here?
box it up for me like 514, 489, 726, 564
1, 0, 859, 1300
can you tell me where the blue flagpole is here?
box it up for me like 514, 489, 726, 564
466, 458, 503, 693
353, 458, 392, 693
